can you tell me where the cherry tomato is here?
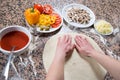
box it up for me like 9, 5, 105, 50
34, 4, 43, 13
51, 13, 61, 28
43, 4, 53, 14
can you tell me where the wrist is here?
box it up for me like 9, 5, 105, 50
54, 51, 66, 61
90, 50, 104, 58
55, 50, 66, 57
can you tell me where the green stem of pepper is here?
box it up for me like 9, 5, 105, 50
31, 8, 34, 13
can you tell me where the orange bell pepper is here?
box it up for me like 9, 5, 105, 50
24, 8, 40, 25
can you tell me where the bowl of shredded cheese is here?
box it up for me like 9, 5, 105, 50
94, 20, 113, 35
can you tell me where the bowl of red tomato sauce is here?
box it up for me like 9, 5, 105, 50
0, 25, 32, 55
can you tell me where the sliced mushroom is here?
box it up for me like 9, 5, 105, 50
67, 8, 91, 24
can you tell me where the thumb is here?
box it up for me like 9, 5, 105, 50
71, 44, 75, 50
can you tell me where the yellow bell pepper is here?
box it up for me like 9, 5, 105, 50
37, 14, 56, 27
24, 8, 40, 25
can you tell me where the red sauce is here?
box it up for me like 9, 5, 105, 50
0, 31, 29, 51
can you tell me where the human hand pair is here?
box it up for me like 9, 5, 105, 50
55, 35, 98, 60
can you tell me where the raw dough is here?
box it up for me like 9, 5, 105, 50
43, 33, 106, 80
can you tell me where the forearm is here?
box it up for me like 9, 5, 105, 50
46, 54, 65, 80
91, 52, 120, 80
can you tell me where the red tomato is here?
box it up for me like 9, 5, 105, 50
51, 13, 61, 28
34, 4, 43, 13
43, 4, 53, 14
51, 24, 60, 28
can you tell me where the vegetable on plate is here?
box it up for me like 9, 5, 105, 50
94, 20, 113, 35
43, 4, 53, 14
24, 8, 40, 25
50, 13, 62, 28
34, 4, 43, 13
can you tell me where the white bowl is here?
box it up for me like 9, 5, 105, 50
0, 25, 32, 55
62, 3, 95, 28
26, 8, 63, 33
94, 20, 113, 35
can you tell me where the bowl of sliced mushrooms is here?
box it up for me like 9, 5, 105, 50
62, 3, 95, 28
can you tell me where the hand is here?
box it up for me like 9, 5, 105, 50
55, 35, 74, 59
75, 35, 97, 57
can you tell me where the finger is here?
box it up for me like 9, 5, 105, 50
75, 36, 82, 47
66, 44, 75, 55
78, 36, 85, 45
82, 37, 88, 46
75, 43, 81, 53
65, 36, 72, 51
70, 44, 75, 50
85, 38, 94, 48
66, 35, 70, 43
67, 44, 74, 51
66, 45, 71, 51
68, 44, 75, 55
67, 35, 72, 46
83, 38, 88, 45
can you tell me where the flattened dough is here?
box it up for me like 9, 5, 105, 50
43, 33, 106, 80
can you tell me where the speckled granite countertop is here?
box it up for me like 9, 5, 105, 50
0, 0, 120, 80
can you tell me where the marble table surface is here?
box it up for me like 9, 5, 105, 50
0, 0, 120, 80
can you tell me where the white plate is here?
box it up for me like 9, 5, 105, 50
26, 8, 63, 33
62, 3, 95, 28
94, 20, 114, 35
